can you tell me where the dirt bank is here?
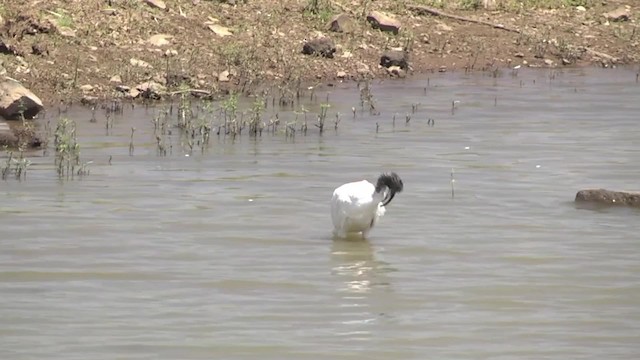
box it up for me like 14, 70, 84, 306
0, 0, 638, 108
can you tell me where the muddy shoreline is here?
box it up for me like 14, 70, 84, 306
0, 0, 638, 110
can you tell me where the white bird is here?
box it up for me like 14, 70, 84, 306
331, 172, 404, 239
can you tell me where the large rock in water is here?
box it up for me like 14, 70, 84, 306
0, 78, 44, 120
575, 189, 640, 208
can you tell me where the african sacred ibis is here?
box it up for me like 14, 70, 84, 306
331, 172, 404, 239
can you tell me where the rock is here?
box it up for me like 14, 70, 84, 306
128, 88, 140, 99
380, 50, 408, 70
328, 13, 355, 33
0, 39, 21, 56
47, 17, 76, 37
130, 58, 152, 68
514, 52, 525, 58
0, 119, 17, 146
147, 34, 172, 47
544, 59, 554, 66
576, 6, 586, 12
603, 7, 630, 22
356, 63, 370, 76
81, 95, 99, 106
218, 70, 231, 82
0, 78, 44, 120
302, 38, 336, 58
145, 0, 167, 10
166, 72, 191, 87
31, 43, 48, 56
436, 22, 453, 32
336, 70, 347, 78
115, 84, 130, 93
208, 24, 233, 37
136, 81, 165, 99
340, 51, 353, 59
102, 8, 118, 16
575, 189, 640, 208
57, 27, 76, 37
562, 58, 571, 65
386, 66, 406, 78
80, 84, 94, 93
366, 11, 401, 34
164, 49, 178, 57
110, 75, 122, 83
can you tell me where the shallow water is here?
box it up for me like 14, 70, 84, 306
1, 67, 639, 360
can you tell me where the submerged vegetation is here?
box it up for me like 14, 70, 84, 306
2, 75, 445, 181
54, 117, 91, 179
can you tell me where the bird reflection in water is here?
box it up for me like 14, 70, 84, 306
330, 237, 396, 336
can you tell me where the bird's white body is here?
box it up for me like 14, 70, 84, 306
331, 180, 388, 238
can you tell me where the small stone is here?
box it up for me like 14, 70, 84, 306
110, 75, 122, 83
31, 43, 48, 56
208, 24, 233, 37
102, 8, 118, 16
340, 51, 353, 59
328, 13, 355, 33
603, 7, 629, 22
58, 27, 76, 37
514, 52, 525, 58
302, 38, 336, 58
356, 62, 370, 74
115, 84, 130, 93
380, 50, 408, 69
145, 0, 167, 10
147, 34, 172, 47
80, 84, 94, 93
164, 49, 178, 57
337, 71, 347, 78
128, 88, 140, 99
218, 70, 230, 82
130, 58, 152, 68
366, 11, 401, 34
544, 59, 554, 66
436, 22, 453, 32
562, 58, 571, 65
576, 6, 586, 12
135, 81, 165, 99
438, 66, 447, 72
386, 66, 406, 78
81, 95, 99, 106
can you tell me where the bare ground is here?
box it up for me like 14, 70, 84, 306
0, 0, 638, 107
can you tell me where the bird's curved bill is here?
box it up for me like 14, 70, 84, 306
381, 191, 396, 207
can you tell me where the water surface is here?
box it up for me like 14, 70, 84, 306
1, 67, 639, 359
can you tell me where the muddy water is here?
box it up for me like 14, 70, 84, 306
1, 68, 639, 359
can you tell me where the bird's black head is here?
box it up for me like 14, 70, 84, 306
375, 172, 404, 206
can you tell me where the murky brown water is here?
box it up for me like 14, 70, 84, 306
1, 68, 639, 359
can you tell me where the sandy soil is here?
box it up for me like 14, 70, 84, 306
0, 0, 638, 107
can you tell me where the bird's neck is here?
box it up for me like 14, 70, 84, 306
373, 189, 387, 204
